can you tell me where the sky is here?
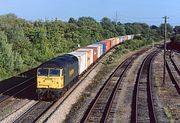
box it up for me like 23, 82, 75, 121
0, 0, 180, 26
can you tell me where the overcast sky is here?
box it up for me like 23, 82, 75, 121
0, 0, 179, 26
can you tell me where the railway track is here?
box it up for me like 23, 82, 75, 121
169, 52, 180, 76
0, 69, 37, 121
13, 101, 55, 123
0, 77, 35, 103
80, 50, 146, 123
131, 50, 159, 123
166, 52, 180, 95
0, 78, 37, 122
0, 68, 37, 110
0, 68, 36, 93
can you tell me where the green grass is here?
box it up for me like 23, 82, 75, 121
164, 107, 174, 123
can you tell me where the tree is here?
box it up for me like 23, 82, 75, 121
68, 17, 77, 24
150, 25, 158, 30
125, 24, 134, 34
100, 17, 117, 37
174, 26, 180, 34
0, 31, 14, 70
14, 52, 23, 71
159, 23, 173, 36
115, 23, 126, 35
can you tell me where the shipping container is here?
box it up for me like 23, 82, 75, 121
96, 43, 103, 57
96, 42, 106, 54
113, 38, 117, 45
114, 37, 119, 45
125, 35, 128, 40
117, 36, 122, 44
127, 35, 132, 40
83, 47, 98, 62
131, 35, 134, 39
76, 48, 93, 67
68, 51, 87, 74
108, 38, 116, 48
119, 36, 123, 43
119, 37, 122, 44
106, 39, 113, 48
131, 34, 134, 40
115, 37, 120, 44
121, 36, 126, 42
87, 44, 103, 58
101, 40, 111, 51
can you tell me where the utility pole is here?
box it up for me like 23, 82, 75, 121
162, 16, 169, 85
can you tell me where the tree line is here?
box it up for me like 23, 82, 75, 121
0, 14, 173, 79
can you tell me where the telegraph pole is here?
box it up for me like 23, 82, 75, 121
162, 16, 169, 85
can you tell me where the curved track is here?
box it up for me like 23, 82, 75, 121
166, 52, 180, 95
169, 52, 180, 76
80, 50, 147, 123
131, 50, 158, 123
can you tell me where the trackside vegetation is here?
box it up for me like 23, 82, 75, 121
0, 14, 172, 80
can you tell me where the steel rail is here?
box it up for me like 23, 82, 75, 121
131, 50, 158, 123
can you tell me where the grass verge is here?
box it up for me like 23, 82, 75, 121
164, 107, 174, 123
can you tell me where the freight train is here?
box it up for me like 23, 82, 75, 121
36, 35, 134, 100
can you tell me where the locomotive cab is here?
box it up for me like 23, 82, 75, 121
37, 68, 64, 89
36, 68, 65, 100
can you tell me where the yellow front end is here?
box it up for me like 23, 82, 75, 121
37, 76, 64, 89
37, 68, 64, 89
